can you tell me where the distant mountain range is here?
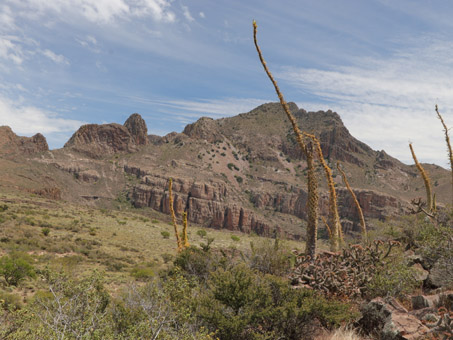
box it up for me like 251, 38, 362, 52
0, 102, 449, 239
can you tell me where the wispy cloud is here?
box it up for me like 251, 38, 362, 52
0, 95, 84, 136
41, 49, 69, 65
7, 0, 176, 24
0, 36, 24, 65
279, 35, 453, 166
134, 97, 270, 121
181, 5, 194, 22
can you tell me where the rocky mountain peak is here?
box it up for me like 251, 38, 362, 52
124, 113, 148, 146
0, 126, 49, 155
183, 116, 223, 143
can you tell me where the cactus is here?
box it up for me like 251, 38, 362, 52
253, 20, 318, 258
409, 143, 435, 213
305, 133, 341, 251
436, 105, 453, 208
426, 307, 453, 340
337, 162, 367, 241
168, 178, 183, 251
290, 240, 400, 299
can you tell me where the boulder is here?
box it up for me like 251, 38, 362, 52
359, 297, 429, 340
426, 258, 453, 288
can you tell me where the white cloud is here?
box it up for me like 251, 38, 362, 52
136, 97, 272, 122
279, 36, 453, 166
41, 49, 69, 65
129, 0, 176, 23
0, 36, 23, 65
86, 35, 97, 45
0, 95, 84, 136
199, 11, 205, 19
181, 5, 194, 22
0, 5, 15, 31
7, 0, 176, 24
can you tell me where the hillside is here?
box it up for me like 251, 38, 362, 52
0, 102, 450, 240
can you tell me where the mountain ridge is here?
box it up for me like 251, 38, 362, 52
0, 102, 449, 239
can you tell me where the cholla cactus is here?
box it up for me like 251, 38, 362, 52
253, 20, 318, 259
426, 307, 453, 340
290, 240, 401, 299
337, 162, 367, 241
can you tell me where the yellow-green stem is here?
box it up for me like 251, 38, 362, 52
168, 178, 182, 251
337, 162, 367, 241
435, 105, 453, 207
409, 143, 434, 212
305, 133, 341, 251
253, 20, 318, 258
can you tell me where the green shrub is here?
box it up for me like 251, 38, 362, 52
197, 264, 357, 340
197, 229, 207, 238
41, 228, 50, 236
161, 253, 173, 264
231, 235, 240, 242
248, 239, 293, 276
0, 290, 22, 310
365, 257, 418, 299
130, 264, 155, 280
173, 246, 221, 282
161, 231, 170, 239
0, 252, 36, 286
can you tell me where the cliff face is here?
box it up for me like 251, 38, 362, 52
127, 167, 277, 237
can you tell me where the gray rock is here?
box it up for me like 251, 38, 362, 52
359, 297, 429, 339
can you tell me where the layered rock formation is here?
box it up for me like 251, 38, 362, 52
127, 167, 279, 237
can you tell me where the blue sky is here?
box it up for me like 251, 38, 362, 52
1, 0, 453, 167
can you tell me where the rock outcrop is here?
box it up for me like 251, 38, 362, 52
359, 297, 429, 340
64, 113, 148, 157
0, 126, 49, 155
126, 167, 277, 237
250, 187, 404, 232
183, 117, 223, 143
124, 113, 148, 146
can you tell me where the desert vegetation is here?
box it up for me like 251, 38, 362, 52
0, 20, 452, 340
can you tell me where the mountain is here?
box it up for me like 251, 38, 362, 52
0, 103, 450, 239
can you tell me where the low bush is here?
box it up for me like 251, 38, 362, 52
197, 263, 357, 340
247, 238, 293, 276
0, 252, 36, 286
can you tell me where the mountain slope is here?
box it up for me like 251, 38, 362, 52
0, 103, 449, 239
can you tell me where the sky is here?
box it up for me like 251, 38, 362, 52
1, 0, 453, 167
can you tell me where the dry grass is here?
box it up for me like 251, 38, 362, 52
315, 327, 368, 340
0, 191, 304, 292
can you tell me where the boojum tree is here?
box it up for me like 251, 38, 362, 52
253, 20, 352, 254
337, 162, 367, 241
435, 105, 453, 207
168, 178, 189, 252
409, 143, 435, 215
